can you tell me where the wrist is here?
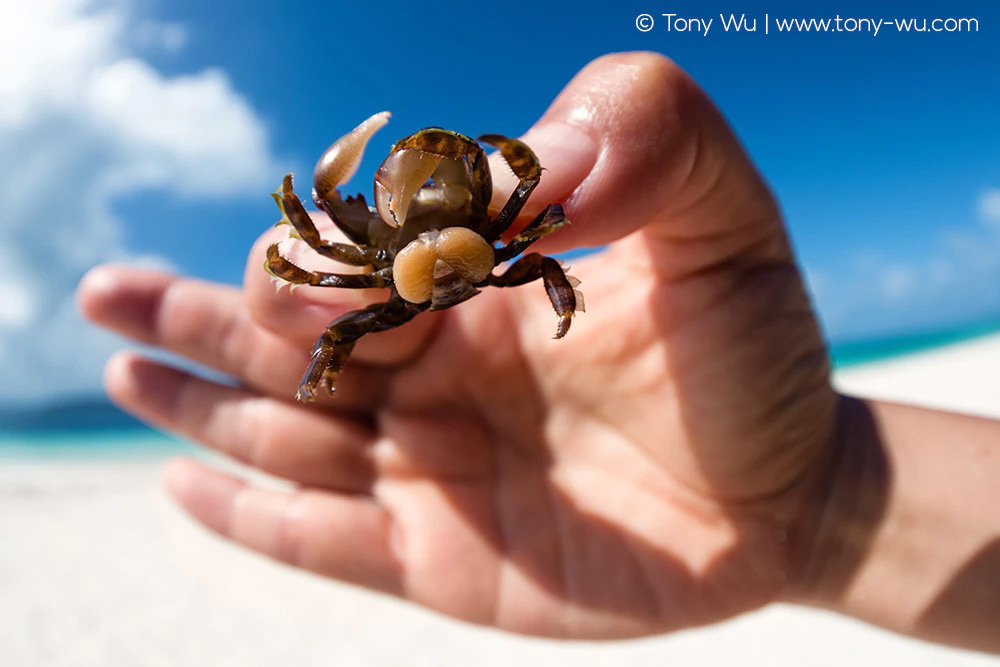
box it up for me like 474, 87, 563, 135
785, 395, 1000, 653
783, 395, 889, 608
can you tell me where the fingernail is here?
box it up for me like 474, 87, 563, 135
490, 121, 599, 212
524, 120, 599, 185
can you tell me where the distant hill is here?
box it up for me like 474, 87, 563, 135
0, 399, 151, 433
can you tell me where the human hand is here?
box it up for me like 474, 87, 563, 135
79, 52, 838, 639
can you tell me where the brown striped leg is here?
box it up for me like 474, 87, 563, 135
488, 253, 580, 339
495, 204, 570, 262
265, 244, 392, 289
297, 299, 426, 402
477, 135, 543, 242
274, 174, 384, 265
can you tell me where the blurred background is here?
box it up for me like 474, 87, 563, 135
1, 0, 998, 665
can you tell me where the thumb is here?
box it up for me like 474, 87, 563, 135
490, 51, 790, 279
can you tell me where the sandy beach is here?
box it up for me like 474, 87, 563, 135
3, 337, 1000, 666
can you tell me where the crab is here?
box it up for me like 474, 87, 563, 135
265, 111, 584, 402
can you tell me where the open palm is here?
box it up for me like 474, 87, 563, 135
81, 52, 838, 639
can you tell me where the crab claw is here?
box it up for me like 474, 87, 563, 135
374, 149, 444, 228
313, 111, 391, 203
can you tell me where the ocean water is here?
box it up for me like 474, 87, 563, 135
3, 319, 1000, 456
0, 402, 194, 459
829, 318, 1000, 368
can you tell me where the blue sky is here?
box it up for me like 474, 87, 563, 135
0, 0, 997, 407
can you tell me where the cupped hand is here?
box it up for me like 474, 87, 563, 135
79, 52, 837, 639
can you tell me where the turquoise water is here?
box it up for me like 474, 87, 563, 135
830, 318, 1000, 368
0, 429, 196, 460
3, 318, 1000, 456
0, 402, 195, 459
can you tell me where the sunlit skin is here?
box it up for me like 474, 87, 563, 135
78, 52, 1000, 650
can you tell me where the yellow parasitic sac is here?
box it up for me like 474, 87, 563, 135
313, 111, 390, 200
391, 232, 438, 304
435, 227, 494, 284
393, 227, 494, 304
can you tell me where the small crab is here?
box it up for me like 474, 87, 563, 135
265, 111, 583, 402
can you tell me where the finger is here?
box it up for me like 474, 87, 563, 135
489, 51, 791, 278
106, 353, 376, 491
245, 210, 441, 361
165, 458, 403, 595
78, 265, 388, 412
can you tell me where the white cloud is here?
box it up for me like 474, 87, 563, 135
810, 189, 1000, 340
0, 0, 280, 407
979, 188, 1000, 227
878, 265, 917, 302
132, 20, 187, 52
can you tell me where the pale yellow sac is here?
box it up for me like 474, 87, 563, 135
393, 227, 495, 303
313, 111, 391, 200
374, 148, 443, 227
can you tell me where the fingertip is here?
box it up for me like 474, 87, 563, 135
103, 353, 185, 420
79, 265, 154, 327
103, 350, 140, 405
78, 265, 174, 341
164, 457, 197, 501
164, 458, 241, 535
77, 265, 118, 321
487, 51, 706, 252
492, 50, 781, 263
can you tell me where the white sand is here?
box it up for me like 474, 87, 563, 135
3, 337, 1000, 666
834, 333, 1000, 419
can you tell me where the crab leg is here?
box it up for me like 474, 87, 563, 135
494, 204, 570, 263
478, 134, 543, 243
297, 298, 427, 401
265, 244, 392, 289
298, 310, 377, 402
487, 253, 581, 339
274, 175, 384, 266
321, 341, 356, 395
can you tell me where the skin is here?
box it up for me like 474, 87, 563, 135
78, 52, 1000, 650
